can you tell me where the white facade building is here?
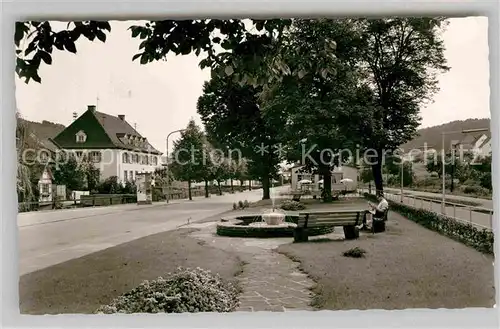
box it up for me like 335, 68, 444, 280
52, 105, 163, 184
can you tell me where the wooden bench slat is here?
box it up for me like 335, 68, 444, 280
308, 215, 359, 220
307, 222, 357, 227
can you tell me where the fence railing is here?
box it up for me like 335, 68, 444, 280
359, 186, 493, 231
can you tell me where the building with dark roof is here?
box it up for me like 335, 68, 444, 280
53, 105, 163, 183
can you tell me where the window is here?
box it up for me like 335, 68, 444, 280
41, 183, 49, 194
145, 155, 149, 165
124, 171, 128, 181
75, 130, 87, 143
90, 151, 101, 163
153, 156, 158, 166
130, 171, 134, 181
75, 151, 83, 158
39, 151, 49, 163
122, 152, 129, 164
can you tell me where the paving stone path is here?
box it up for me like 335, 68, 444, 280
187, 222, 345, 312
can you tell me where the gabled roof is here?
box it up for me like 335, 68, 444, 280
458, 133, 490, 150
476, 135, 491, 149
93, 111, 161, 154
53, 108, 162, 154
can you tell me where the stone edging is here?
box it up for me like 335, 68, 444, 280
217, 213, 335, 238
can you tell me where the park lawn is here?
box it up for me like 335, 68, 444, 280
19, 228, 244, 314
277, 211, 495, 310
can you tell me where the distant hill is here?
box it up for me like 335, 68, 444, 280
400, 118, 491, 152
17, 118, 66, 152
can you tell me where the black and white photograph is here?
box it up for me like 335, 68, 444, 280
14, 15, 495, 315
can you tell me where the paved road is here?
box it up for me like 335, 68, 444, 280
18, 188, 283, 276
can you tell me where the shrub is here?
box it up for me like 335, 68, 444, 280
97, 176, 122, 194
280, 200, 306, 211
233, 202, 238, 210
238, 200, 244, 209
460, 185, 489, 196
122, 180, 137, 195
363, 193, 493, 254
243, 200, 249, 208
343, 247, 367, 258
95, 267, 239, 314
479, 173, 492, 191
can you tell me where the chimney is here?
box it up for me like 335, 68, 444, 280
118, 115, 125, 121
88, 105, 96, 112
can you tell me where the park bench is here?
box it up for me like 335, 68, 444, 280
293, 210, 362, 242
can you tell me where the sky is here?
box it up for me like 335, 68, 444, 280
15, 17, 490, 154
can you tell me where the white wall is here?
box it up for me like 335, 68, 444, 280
65, 149, 162, 183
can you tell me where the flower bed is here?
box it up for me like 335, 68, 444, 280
364, 193, 494, 254
95, 267, 239, 314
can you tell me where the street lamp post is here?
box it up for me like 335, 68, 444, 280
165, 129, 186, 203
440, 127, 490, 214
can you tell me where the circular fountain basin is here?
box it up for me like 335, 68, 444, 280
216, 213, 334, 238
262, 212, 286, 225
248, 221, 291, 228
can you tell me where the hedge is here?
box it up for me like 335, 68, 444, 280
364, 193, 494, 254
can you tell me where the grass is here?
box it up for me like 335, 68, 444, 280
277, 212, 495, 310
19, 228, 243, 314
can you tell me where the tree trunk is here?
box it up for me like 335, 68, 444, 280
204, 180, 209, 198
321, 167, 333, 202
188, 179, 192, 201
262, 174, 270, 200
230, 178, 234, 193
371, 153, 384, 197
249, 180, 252, 191
217, 181, 222, 195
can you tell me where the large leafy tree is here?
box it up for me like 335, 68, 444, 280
15, 21, 111, 83
261, 19, 370, 201
52, 153, 87, 192
16, 18, 342, 98
169, 119, 206, 200
351, 17, 450, 196
197, 74, 282, 200
15, 19, 311, 85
